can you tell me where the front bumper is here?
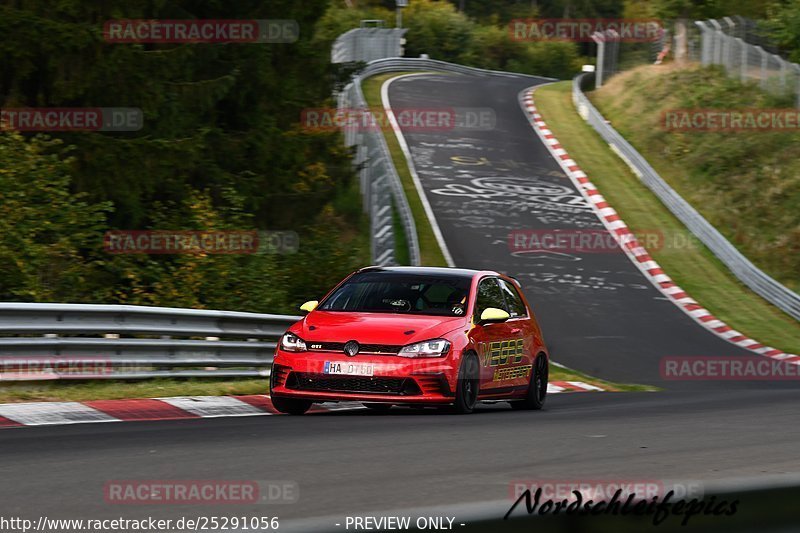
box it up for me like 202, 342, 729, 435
270, 350, 459, 404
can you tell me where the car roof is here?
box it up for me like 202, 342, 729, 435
357, 266, 501, 280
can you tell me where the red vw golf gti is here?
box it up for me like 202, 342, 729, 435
270, 266, 549, 414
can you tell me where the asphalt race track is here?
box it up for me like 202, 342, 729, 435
1, 72, 798, 531
384, 72, 785, 388
1, 390, 799, 527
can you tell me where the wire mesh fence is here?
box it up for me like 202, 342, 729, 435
592, 27, 669, 88
695, 19, 800, 107
593, 16, 800, 107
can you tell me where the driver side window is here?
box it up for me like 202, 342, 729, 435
475, 278, 507, 319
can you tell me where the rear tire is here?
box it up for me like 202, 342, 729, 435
270, 395, 313, 415
510, 354, 548, 411
451, 352, 480, 414
363, 403, 392, 411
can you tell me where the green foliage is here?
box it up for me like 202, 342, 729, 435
0, 0, 370, 313
318, 0, 581, 79
462, 25, 581, 77
644, 0, 770, 19
403, 0, 477, 60
0, 132, 111, 301
444, 0, 625, 22
313, 2, 395, 49
765, 0, 800, 62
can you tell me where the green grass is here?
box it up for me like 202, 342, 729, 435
361, 73, 448, 266
0, 378, 269, 403
391, 196, 411, 266
550, 364, 658, 392
0, 369, 648, 404
591, 65, 800, 294
534, 80, 800, 355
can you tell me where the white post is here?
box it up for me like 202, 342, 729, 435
739, 38, 748, 82
395, 0, 408, 29
593, 32, 606, 88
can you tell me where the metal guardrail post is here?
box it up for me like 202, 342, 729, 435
758, 46, 768, 89
709, 19, 722, 65
695, 21, 712, 66
739, 37, 747, 82
795, 64, 800, 107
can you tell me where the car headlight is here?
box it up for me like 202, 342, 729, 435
398, 339, 451, 358
281, 333, 307, 352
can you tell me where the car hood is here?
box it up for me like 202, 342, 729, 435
294, 311, 469, 346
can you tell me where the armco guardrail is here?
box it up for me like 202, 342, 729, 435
0, 303, 300, 380
338, 56, 553, 266
573, 72, 800, 321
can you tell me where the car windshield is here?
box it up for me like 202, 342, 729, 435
319, 272, 471, 316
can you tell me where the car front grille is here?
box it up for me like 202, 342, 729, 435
306, 342, 402, 355
286, 372, 421, 395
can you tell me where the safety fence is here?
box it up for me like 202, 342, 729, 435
0, 303, 299, 381
695, 18, 800, 107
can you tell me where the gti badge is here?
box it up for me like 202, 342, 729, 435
343, 340, 360, 357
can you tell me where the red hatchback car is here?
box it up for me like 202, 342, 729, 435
270, 266, 549, 414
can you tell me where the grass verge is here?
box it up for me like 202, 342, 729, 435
534, 81, 800, 354
361, 72, 448, 266
0, 368, 644, 403
550, 364, 658, 392
0, 378, 269, 403
593, 64, 800, 293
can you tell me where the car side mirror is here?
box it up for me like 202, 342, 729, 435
479, 307, 510, 325
300, 300, 318, 313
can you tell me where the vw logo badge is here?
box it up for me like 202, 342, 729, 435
343, 340, 360, 357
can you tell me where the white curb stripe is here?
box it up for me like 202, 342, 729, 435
0, 402, 119, 426
518, 86, 798, 364
158, 396, 267, 418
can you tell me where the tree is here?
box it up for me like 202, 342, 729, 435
0, 132, 110, 301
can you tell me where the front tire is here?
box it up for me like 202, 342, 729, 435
270, 395, 313, 415
451, 352, 480, 414
510, 354, 548, 411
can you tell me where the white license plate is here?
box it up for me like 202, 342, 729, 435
323, 361, 374, 376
